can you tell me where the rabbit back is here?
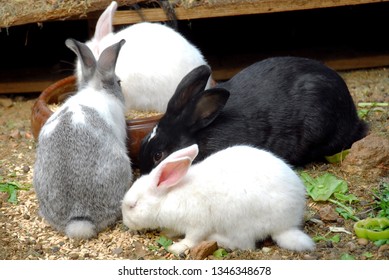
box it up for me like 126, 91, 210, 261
212, 56, 367, 165
82, 21, 210, 112
34, 90, 132, 239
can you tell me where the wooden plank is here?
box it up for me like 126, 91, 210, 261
0, 0, 143, 28
112, 0, 389, 25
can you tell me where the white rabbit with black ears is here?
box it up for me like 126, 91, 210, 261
34, 38, 132, 239
122, 144, 315, 255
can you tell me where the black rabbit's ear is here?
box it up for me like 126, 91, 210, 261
166, 65, 212, 113
65, 38, 96, 82
186, 88, 230, 132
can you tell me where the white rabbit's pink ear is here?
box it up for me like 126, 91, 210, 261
94, 1, 118, 42
165, 144, 199, 162
155, 157, 192, 189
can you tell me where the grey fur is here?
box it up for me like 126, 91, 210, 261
34, 38, 132, 239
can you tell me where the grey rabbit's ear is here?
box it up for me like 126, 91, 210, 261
167, 65, 212, 113
65, 38, 96, 83
97, 39, 126, 76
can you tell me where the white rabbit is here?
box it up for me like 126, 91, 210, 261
76, 1, 212, 113
122, 144, 315, 255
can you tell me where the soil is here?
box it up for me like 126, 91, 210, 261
0, 67, 388, 260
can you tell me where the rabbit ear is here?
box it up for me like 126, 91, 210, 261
165, 144, 199, 162
186, 88, 230, 132
157, 157, 192, 189
65, 38, 96, 82
167, 65, 212, 113
151, 145, 198, 189
94, 1, 118, 42
96, 39, 125, 75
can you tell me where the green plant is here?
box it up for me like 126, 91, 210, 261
357, 102, 388, 119
156, 236, 173, 251
0, 177, 29, 204
372, 182, 389, 219
313, 233, 341, 243
325, 150, 350, 163
213, 248, 228, 259
300, 172, 359, 221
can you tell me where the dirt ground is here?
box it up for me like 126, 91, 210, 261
0, 67, 388, 260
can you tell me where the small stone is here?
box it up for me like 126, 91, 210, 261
262, 247, 272, 253
22, 165, 30, 173
318, 205, 339, 222
346, 241, 357, 252
378, 244, 389, 258
51, 246, 60, 253
189, 240, 218, 260
112, 247, 123, 255
69, 253, 79, 260
357, 238, 369, 246
23, 214, 30, 220
9, 129, 20, 139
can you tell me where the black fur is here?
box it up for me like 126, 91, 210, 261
139, 56, 368, 174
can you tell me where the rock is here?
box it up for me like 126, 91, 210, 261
112, 247, 123, 255
357, 238, 369, 246
189, 240, 218, 260
318, 205, 339, 222
341, 134, 389, 178
378, 244, 389, 258
69, 253, 79, 260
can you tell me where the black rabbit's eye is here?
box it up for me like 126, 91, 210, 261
153, 152, 163, 163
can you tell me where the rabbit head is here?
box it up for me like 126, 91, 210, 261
122, 144, 199, 231
138, 65, 229, 174
66, 37, 126, 104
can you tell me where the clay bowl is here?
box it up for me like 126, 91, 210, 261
31, 75, 163, 167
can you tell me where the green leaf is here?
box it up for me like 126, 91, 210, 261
340, 253, 355, 260
157, 236, 173, 251
334, 193, 359, 204
325, 150, 350, 163
362, 252, 373, 259
0, 181, 29, 204
300, 172, 348, 201
213, 248, 228, 259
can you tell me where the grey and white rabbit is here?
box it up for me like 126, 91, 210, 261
139, 57, 368, 174
122, 144, 315, 255
76, 1, 212, 112
34, 38, 133, 239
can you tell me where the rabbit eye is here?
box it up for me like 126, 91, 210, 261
117, 79, 122, 86
153, 152, 163, 163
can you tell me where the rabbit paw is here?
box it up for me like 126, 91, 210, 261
168, 242, 190, 255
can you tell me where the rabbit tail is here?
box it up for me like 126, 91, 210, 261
65, 217, 97, 239
272, 228, 315, 252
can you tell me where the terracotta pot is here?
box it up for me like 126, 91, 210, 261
31, 76, 162, 167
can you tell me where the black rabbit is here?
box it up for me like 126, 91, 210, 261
138, 56, 368, 174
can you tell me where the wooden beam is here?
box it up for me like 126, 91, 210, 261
112, 0, 389, 25
0, 0, 143, 28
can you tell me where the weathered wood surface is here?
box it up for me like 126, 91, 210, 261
1, 0, 389, 28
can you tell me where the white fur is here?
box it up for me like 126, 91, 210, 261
40, 88, 127, 148
77, 1, 211, 113
122, 145, 315, 255
65, 220, 96, 239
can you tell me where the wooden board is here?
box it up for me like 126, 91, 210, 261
112, 0, 389, 25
